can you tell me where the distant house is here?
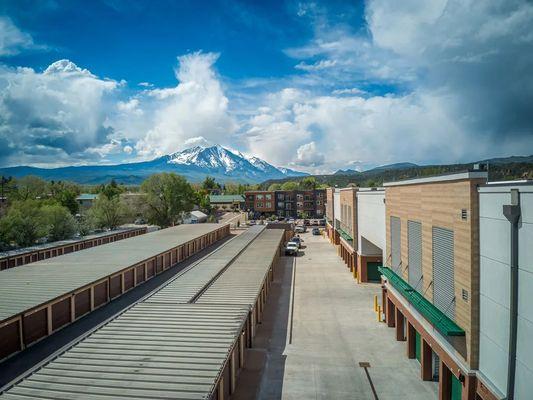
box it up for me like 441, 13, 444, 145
76, 193, 98, 209
183, 210, 208, 224
209, 195, 245, 211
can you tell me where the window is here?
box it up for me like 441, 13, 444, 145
257, 194, 264, 200
277, 202, 284, 208
316, 200, 322, 205
266, 202, 272, 208
266, 194, 272, 200
317, 209, 323, 215
432, 227, 455, 320
408, 221, 423, 293
257, 202, 264, 207
277, 193, 284, 200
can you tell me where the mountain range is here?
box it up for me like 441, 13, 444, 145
0, 145, 308, 184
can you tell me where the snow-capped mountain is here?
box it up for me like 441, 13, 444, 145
0, 145, 308, 184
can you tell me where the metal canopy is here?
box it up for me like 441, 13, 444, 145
379, 266, 465, 337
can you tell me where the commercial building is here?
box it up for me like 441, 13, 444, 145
246, 189, 325, 219
337, 187, 358, 273
75, 193, 98, 209
209, 194, 246, 211
0, 223, 229, 361
0, 227, 147, 270
380, 171, 488, 400
477, 182, 533, 400
182, 210, 208, 224
0, 225, 285, 400
356, 188, 385, 283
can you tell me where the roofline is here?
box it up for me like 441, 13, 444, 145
383, 171, 488, 187
479, 180, 533, 193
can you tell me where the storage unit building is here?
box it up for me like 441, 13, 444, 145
0, 223, 229, 361
356, 188, 385, 283
477, 182, 533, 400
0, 227, 147, 271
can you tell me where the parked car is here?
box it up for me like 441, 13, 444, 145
312, 227, 321, 235
291, 236, 303, 248
285, 241, 299, 256
303, 219, 310, 226
318, 219, 326, 226
288, 218, 295, 224
295, 225, 307, 233
249, 220, 256, 225
134, 218, 146, 225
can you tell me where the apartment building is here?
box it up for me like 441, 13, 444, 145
380, 171, 487, 400
245, 191, 275, 215
246, 189, 325, 219
477, 182, 533, 400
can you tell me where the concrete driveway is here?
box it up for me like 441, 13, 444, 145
234, 231, 438, 400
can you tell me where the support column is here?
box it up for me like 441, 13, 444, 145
395, 308, 405, 341
387, 298, 396, 328
382, 288, 387, 322
462, 374, 476, 400
407, 322, 416, 359
421, 338, 433, 381
438, 360, 452, 400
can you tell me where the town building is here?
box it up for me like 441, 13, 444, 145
75, 193, 98, 209
182, 210, 208, 224
209, 194, 245, 211
245, 189, 325, 219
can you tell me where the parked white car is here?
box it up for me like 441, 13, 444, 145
285, 242, 299, 256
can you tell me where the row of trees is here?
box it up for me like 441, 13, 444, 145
266, 176, 328, 191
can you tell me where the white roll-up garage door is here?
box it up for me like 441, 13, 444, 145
432, 226, 455, 320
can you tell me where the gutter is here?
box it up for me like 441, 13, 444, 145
502, 189, 521, 400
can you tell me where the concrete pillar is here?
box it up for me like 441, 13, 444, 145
421, 338, 433, 381
395, 308, 405, 341
438, 360, 452, 400
407, 322, 416, 359
386, 298, 396, 327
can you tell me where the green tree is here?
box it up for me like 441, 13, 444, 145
268, 183, 282, 191
13, 175, 48, 201
201, 176, 220, 191
89, 196, 129, 230
41, 204, 77, 241
49, 181, 81, 214
280, 181, 299, 191
0, 200, 48, 247
141, 173, 196, 228
299, 177, 317, 190
98, 179, 124, 199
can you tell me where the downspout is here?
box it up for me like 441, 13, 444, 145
503, 189, 520, 400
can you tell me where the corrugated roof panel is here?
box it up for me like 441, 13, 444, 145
145, 225, 265, 304
196, 229, 284, 306
0, 224, 225, 322
1, 303, 248, 400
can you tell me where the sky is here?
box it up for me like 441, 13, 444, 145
0, 0, 532, 173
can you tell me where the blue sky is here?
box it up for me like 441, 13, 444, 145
0, 0, 532, 172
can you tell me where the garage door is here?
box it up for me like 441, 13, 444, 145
408, 221, 422, 292
390, 216, 401, 272
432, 227, 455, 320
367, 262, 382, 283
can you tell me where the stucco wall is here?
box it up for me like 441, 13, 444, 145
478, 184, 533, 398
357, 189, 385, 254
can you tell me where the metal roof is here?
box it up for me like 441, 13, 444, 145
0, 224, 224, 322
0, 227, 143, 259
197, 229, 284, 306
1, 303, 249, 399
145, 225, 265, 304
76, 194, 98, 201
209, 194, 245, 203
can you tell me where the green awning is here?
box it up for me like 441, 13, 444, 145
379, 266, 465, 337
337, 228, 353, 242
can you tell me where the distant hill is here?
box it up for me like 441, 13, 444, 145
0, 145, 308, 184
260, 155, 533, 189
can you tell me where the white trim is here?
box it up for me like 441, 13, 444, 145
383, 171, 488, 187
357, 187, 385, 193
479, 182, 533, 193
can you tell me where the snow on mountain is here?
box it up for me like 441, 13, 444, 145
0, 144, 308, 184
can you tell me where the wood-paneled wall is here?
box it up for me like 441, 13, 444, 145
385, 178, 484, 368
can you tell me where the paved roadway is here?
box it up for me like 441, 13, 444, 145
234, 231, 438, 400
